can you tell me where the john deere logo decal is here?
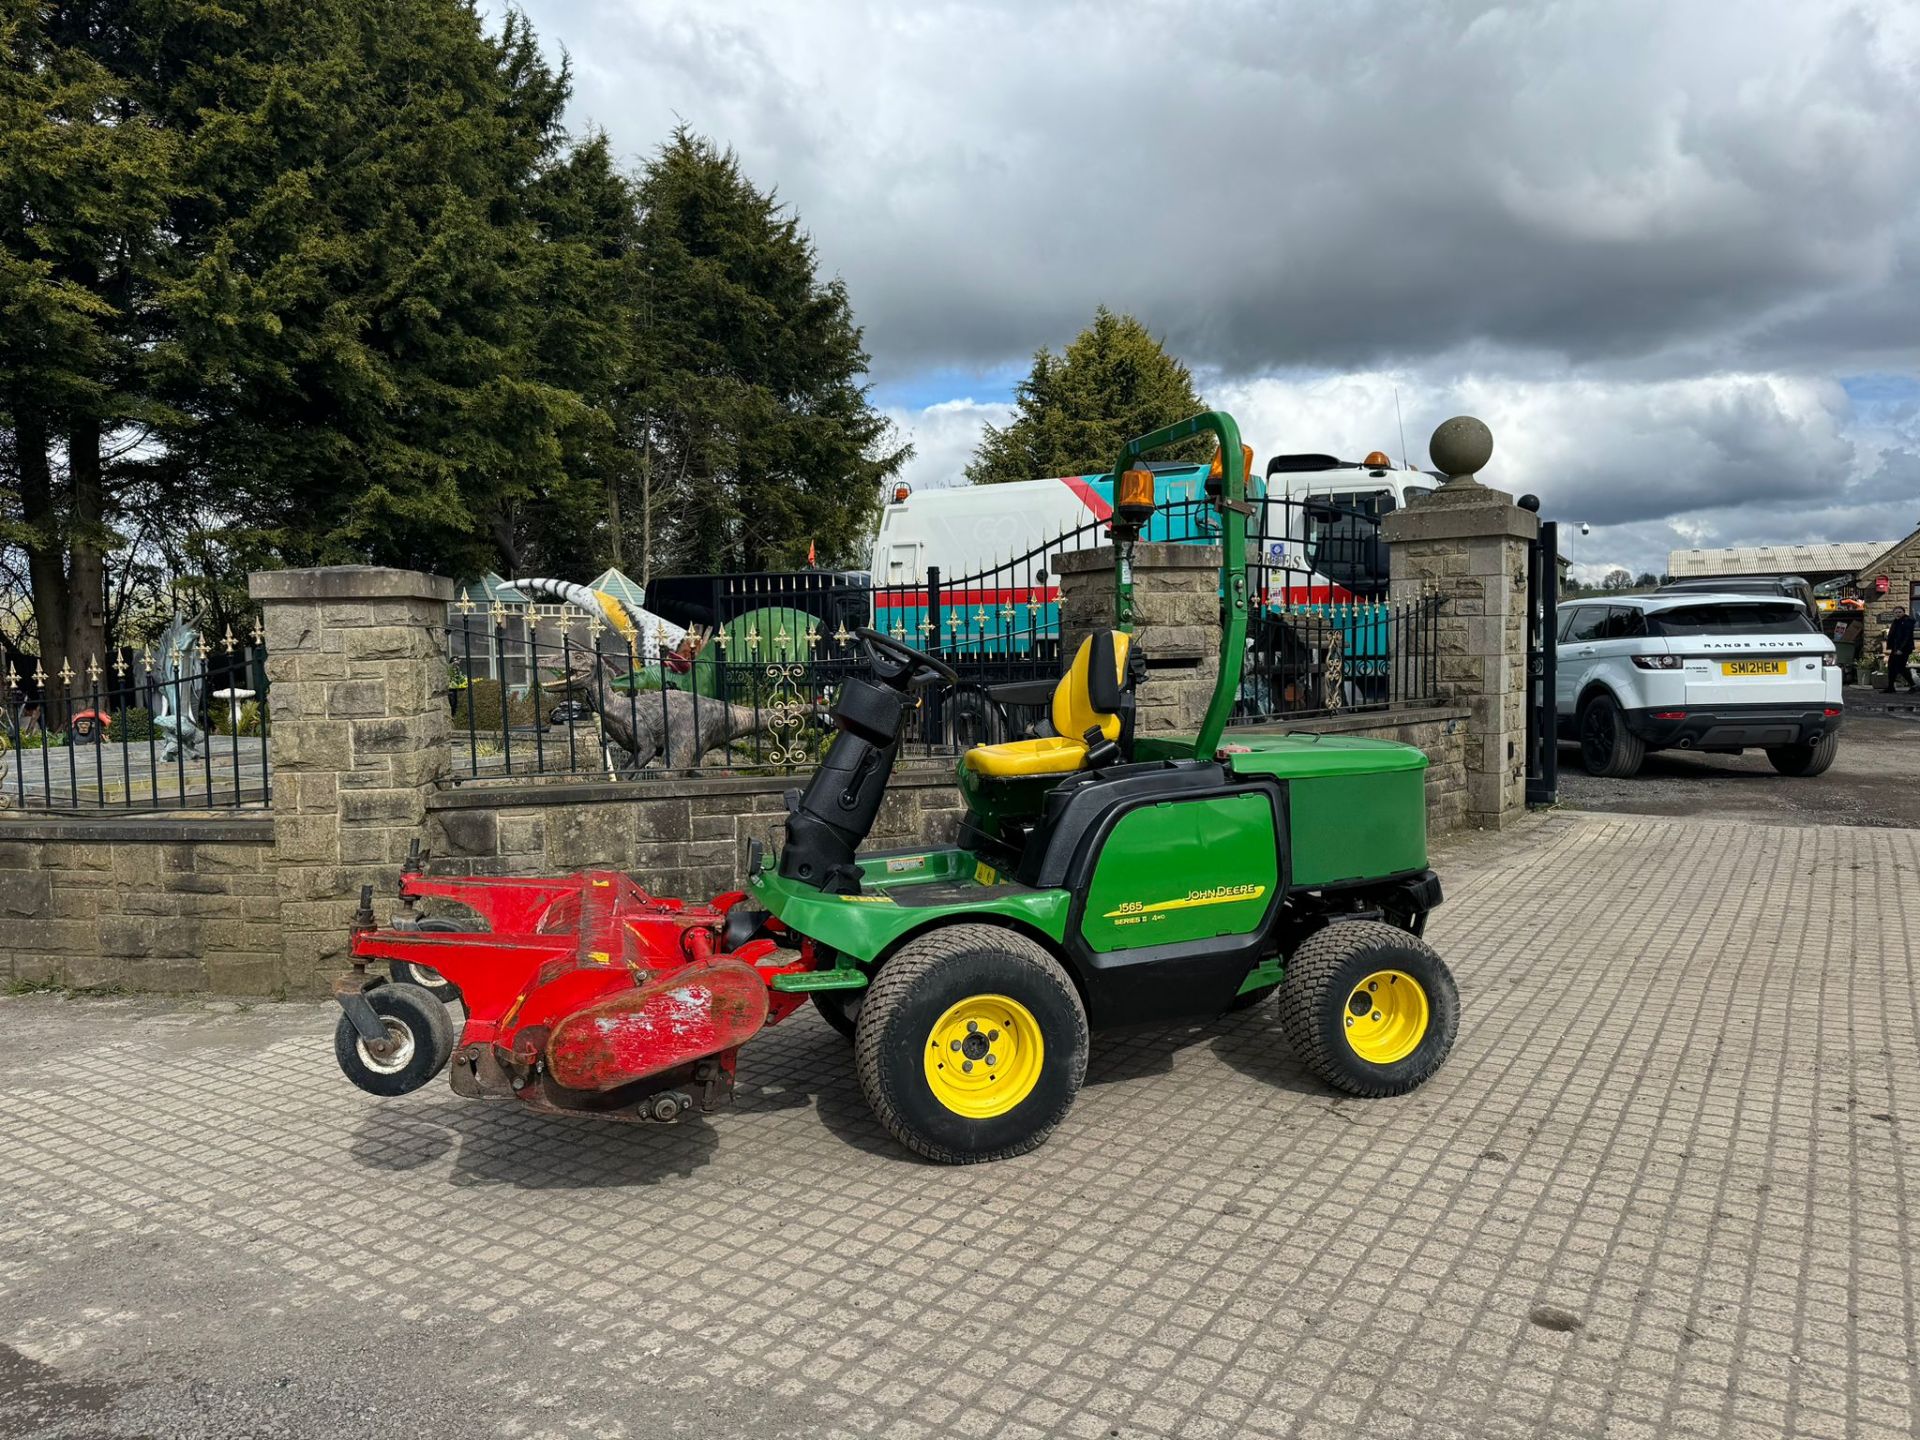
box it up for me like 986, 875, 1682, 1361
1104, 884, 1265, 925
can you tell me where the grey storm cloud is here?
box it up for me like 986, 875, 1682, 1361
529, 0, 1920, 375
510, 0, 1920, 574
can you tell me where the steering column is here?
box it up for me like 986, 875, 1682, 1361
776, 629, 959, 894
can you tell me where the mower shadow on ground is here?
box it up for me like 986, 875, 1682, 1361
1079, 1006, 1331, 1101
733, 1014, 921, 1163
345, 1094, 723, 1190
1082, 1024, 1208, 1086
1205, 1006, 1357, 1103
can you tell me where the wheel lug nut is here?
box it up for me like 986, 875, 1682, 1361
1372, 1011, 1382, 1022
967, 1020, 978, 1033
950, 1040, 961, 1051
988, 1029, 1000, 1042
1368, 982, 1377, 992
1345, 1017, 1354, 1027
961, 1060, 974, 1073
985, 1054, 996, 1066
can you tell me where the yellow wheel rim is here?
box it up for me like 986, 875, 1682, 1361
922, 994, 1044, 1118
1341, 969, 1429, 1065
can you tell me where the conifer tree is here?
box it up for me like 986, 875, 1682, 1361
967, 307, 1209, 485
622, 130, 907, 577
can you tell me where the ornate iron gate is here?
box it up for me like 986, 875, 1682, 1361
1524, 519, 1559, 806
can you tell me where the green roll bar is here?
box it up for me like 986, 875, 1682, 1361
1106, 411, 1249, 761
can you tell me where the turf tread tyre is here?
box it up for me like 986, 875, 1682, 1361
855, 924, 1087, 1164
1579, 693, 1645, 778
1278, 920, 1458, 1098
1765, 730, 1838, 777
333, 982, 456, 1097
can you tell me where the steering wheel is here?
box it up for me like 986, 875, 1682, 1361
854, 627, 960, 691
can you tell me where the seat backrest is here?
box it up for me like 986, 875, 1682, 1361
1051, 631, 1131, 743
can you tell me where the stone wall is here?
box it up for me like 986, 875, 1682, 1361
425, 768, 966, 898
1382, 421, 1537, 829
0, 816, 279, 993
1056, 543, 1224, 736
1861, 530, 1920, 672
2, 503, 1512, 999
251, 567, 453, 994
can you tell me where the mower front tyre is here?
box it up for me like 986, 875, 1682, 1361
855, 925, 1087, 1164
1278, 921, 1458, 1098
334, 983, 456, 1097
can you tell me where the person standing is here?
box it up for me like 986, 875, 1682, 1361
1886, 606, 1916, 693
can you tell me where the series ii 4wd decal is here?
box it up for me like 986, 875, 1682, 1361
1103, 884, 1266, 925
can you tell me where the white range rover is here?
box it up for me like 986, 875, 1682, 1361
1555, 593, 1843, 778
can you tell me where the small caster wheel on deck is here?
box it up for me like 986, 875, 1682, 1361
334, 983, 456, 1097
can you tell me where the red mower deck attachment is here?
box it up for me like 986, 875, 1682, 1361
335, 858, 816, 1123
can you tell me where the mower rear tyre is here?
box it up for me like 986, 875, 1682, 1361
812, 988, 862, 1042
334, 982, 456, 1097
855, 925, 1087, 1164
1278, 921, 1458, 1098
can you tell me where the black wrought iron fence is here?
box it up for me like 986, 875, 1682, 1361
444, 613, 996, 782
1, 628, 271, 812
447, 493, 1444, 782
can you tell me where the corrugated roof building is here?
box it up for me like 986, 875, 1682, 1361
1665, 543, 1895, 580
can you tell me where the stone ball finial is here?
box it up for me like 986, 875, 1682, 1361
1429, 415, 1493, 482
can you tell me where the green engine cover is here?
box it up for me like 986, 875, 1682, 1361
1136, 731, 1431, 888
1078, 791, 1279, 954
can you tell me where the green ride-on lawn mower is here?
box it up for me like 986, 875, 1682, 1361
335, 411, 1459, 1164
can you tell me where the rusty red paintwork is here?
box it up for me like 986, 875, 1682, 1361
347, 869, 815, 1116
546, 958, 768, 1091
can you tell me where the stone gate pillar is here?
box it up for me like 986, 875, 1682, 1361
250, 565, 453, 990
1382, 417, 1537, 828
1055, 543, 1221, 737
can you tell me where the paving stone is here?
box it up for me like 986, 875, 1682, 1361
0, 811, 1914, 1439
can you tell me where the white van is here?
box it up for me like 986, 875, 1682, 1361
868, 465, 1213, 586
1256, 453, 1434, 600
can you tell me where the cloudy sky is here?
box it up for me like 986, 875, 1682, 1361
510, 0, 1919, 579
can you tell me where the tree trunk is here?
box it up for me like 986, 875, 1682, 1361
62, 422, 108, 693
638, 435, 653, 586
606, 463, 624, 571
16, 411, 68, 672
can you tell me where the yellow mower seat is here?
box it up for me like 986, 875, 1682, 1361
963, 631, 1132, 779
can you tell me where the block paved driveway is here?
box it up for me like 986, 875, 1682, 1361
2, 812, 1916, 1439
